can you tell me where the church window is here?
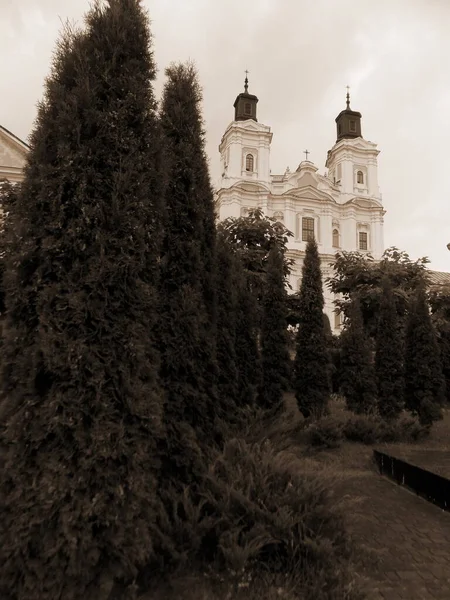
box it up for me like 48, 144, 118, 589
245, 153, 254, 172
244, 102, 252, 115
349, 120, 356, 132
357, 170, 364, 184
338, 124, 342, 135
302, 217, 314, 242
332, 228, 340, 248
359, 231, 368, 250
336, 164, 342, 181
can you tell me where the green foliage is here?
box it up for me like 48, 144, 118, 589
215, 233, 239, 415
258, 245, 291, 414
0, 2, 164, 598
158, 62, 221, 476
328, 246, 429, 337
152, 438, 363, 600
339, 300, 377, 415
375, 279, 404, 419
430, 285, 450, 404
343, 415, 429, 444
220, 208, 293, 305
294, 239, 331, 419
306, 416, 344, 449
234, 265, 262, 407
404, 285, 445, 426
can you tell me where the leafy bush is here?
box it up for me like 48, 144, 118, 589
343, 415, 429, 445
343, 416, 386, 445
306, 416, 344, 449
149, 438, 364, 600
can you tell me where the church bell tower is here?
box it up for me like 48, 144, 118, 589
218, 73, 272, 190
325, 89, 381, 202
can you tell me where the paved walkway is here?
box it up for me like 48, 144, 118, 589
337, 460, 450, 599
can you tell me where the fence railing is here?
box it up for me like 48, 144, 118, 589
373, 449, 450, 512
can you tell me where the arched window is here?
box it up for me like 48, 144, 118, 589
244, 102, 252, 115
332, 228, 340, 248
357, 170, 364, 184
245, 153, 254, 172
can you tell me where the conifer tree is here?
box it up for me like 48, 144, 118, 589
235, 264, 261, 407
339, 299, 377, 415
158, 62, 220, 483
294, 239, 331, 419
216, 232, 239, 415
375, 279, 404, 419
404, 285, 445, 426
258, 245, 291, 413
0, 2, 164, 598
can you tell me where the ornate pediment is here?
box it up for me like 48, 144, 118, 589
285, 185, 334, 203
296, 172, 318, 189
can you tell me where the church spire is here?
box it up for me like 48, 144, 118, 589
335, 86, 362, 142
233, 70, 258, 122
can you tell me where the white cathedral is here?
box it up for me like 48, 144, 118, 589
216, 77, 385, 331
1, 79, 390, 333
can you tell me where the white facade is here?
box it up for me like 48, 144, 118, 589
216, 88, 385, 333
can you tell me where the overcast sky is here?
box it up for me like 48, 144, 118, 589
1, 0, 450, 270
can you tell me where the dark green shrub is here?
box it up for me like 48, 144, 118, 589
343, 415, 429, 445
306, 416, 344, 449
151, 438, 363, 600
343, 416, 387, 445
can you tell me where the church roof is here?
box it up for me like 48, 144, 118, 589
427, 270, 450, 288
0, 125, 29, 150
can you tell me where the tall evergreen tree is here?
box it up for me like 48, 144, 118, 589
258, 245, 291, 413
429, 287, 450, 405
158, 62, 220, 483
0, 2, 164, 598
294, 239, 331, 419
404, 285, 445, 426
375, 278, 404, 419
216, 232, 239, 415
339, 299, 377, 415
235, 263, 262, 407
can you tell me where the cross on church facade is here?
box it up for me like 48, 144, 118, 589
304, 149, 310, 161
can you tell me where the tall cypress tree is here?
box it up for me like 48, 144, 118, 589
235, 263, 261, 407
258, 245, 291, 414
294, 239, 331, 419
216, 232, 239, 416
404, 285, 445, 426
375, 279, 404, 419
158, 62, 220, 483
339, 299, 377, 415
0, 2, 164, 598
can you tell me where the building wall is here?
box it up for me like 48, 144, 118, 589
216, 115, 385, 333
